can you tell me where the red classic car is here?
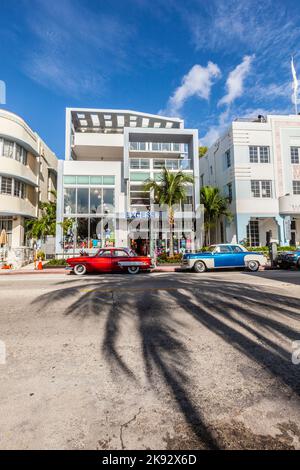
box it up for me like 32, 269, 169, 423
66, 247, 153, 275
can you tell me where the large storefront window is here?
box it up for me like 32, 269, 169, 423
90, 188, 102, 214
64, 188, 76, 214
103, 188, 114, 213
62, 217, 116, 251
77, 188, 89, 213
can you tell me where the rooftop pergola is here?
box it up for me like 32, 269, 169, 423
70, 109, 183, 132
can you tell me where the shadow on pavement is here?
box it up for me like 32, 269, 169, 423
32, 274, 300, 448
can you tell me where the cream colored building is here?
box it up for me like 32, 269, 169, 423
0, 110, 58, 248
200, 114, 300, 247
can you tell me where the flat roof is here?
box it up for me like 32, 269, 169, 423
69, 108, 183, 132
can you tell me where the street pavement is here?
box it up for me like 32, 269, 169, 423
0, 270, 300, 449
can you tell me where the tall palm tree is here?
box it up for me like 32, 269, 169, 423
200, 186, 232, 246
144, 168, 194, 256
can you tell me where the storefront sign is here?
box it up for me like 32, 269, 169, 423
126, 211, 158, 219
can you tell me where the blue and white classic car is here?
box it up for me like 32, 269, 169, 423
181, 244, 267, 273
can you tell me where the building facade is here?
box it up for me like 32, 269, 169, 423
0, 110, 58, 248
56, 108, 200, 255
199, 114, 300, 247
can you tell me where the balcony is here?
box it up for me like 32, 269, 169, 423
129, 141, 188, 154
129, 158, 192, 171
279, 194, 300, 214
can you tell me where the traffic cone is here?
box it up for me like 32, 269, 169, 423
37, 257, 43, 270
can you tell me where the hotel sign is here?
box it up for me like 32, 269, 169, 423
126, 211, 158, 219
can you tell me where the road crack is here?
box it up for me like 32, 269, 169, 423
120, 408, 143, 450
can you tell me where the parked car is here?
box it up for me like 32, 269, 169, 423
276, 250, 300, 269
66, 247, 153, 275
181, 244, 267, 273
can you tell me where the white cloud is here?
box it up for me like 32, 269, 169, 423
166, 62, 221, 115
218, 55, 254, 107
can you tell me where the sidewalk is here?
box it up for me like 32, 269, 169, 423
0, 265, 182, 275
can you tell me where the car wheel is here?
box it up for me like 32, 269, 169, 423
247, 260, 259, 272
74, 264, 87, 275
194, 260, 206, 273
127, 266, 140, 274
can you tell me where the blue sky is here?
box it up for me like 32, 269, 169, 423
1, 0, 300, 157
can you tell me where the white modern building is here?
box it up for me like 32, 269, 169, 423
0, 110, 57, 248
56, 108, 200, 255
199, 114, 300, 247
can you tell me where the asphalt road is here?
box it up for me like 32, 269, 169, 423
0, 270, 300, 450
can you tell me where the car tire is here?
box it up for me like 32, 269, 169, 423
297, 260, 300, 270
127, 266, 140, 274
194, 260, 206, 273
74, 264, 87, 275
247, 260, 259, 272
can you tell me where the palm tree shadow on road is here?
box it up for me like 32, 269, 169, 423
32, 275, 300, 448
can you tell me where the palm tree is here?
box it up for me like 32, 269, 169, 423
200, 186, 232, 246
144, 168, 194, 256
26, 190, 57, 241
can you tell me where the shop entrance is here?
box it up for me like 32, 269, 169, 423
130, 238, 150, 255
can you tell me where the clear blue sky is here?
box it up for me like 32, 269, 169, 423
0, 0, 300, 158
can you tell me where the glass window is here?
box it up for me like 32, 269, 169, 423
232, 245, 243, 253
153, 160, 165, 169
180, 160, 191, 170
130, 159, 140, 169
77, 176, 89, 184
113, 250, 129, 257
64, 188, 76, 214
291, 147, 300, 164
14, 179, 25, 198
225, 149, 231, 168
90, 188, 102, 214
76, 218, 89, 249
261, 180, 272, 198
77, 188, 89, 213
173, 143, 180, 152
64, 175, 76, 184
0, 176, 12, 195
166, 160, 178, 170
140, 159, 150, 169
218, 245, 232, 253
103, 188, 114, 213
129, 142, 138, 150
15, 144, 26, 164
130, 172, 150, 182
227, 183, 232, 203
90, 218, 102, 247
247, 220, 260, 247
97, 249, 112, 257
3, 140, 14, 159
152, 143, 160, 151
249, 146, 258, 163
251, 180, 260, 197
90, 176, 103, 184
103, 176, 115, 185
259, 146, 270, 163
293, 181, 300, 195
162, 143, 171, 151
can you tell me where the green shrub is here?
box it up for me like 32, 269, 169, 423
36, 250, 45, 260
157, 253, 182, 264
44, 258, 68, 266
